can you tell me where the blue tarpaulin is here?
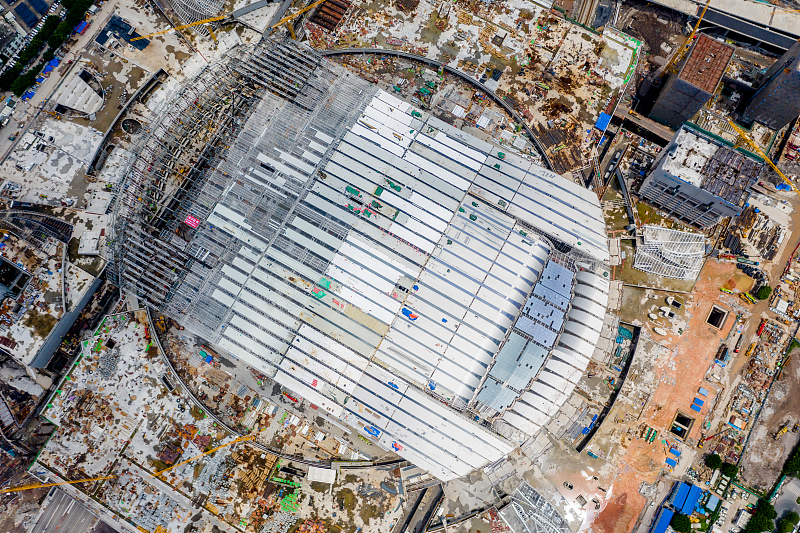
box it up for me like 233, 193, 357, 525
21, 91, 34, 101
204, 355, 213, 363
43, 65, 53, 74
669, 447, 682, 456
690, 404, 702, 412
665, 457, 677, 467
698, 387, 709, 396
35, 76, 44, 84
595, 112, 612, 131
75, 20, 89, 34
693, 398, 705, 406
48, 58, 60, 67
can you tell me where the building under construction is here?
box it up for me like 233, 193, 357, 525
649, 34, 734, 130
112, 40, 613, 483
638, 123, 763, 228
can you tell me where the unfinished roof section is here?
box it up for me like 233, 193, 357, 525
661, 125, 762, 207
679, 34, 734, 95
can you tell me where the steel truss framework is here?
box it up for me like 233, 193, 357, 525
110, 40, 330, 309
633, 225, 706, 280
499, 482, 574, 533
0, 211, 73, 249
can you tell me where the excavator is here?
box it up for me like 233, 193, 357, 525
697, 427, 732, 449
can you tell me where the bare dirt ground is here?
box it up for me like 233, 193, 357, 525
615, 0, 685, 68
739, 346, 800, 491
594, 259, 739, 533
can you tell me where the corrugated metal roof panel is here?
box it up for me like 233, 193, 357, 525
219, 338, 276, 375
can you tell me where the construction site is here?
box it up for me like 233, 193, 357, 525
3, 0, 800, 530
32, 310, 404, 533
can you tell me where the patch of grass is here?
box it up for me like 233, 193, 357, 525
344, 474, 357, 483
193, 463, 204, 478
190, 405, 205, 420
23, 307, 58, 338
311, 481, 329, 492
336, 488, 356, 511
360, 503, 380, 525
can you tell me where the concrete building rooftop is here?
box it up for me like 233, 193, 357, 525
679, 34, 734, 95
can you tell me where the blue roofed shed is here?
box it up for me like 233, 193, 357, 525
669, 447, 681, 456
671, 482, 691, 510
651, 507, 674, 533
666, 457, 677, 467
706, 494, 720, 512
681, 485, 703, 515
595, 112, 612, 132
690, 404, 702, 412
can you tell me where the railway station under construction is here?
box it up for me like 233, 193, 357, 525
111, 39, 614, 484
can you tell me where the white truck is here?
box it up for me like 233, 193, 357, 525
0, 98, 15, 128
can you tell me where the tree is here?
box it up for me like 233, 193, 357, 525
788, 512, 800, 526
778, 518, 796, 533
744, 499, 777, 533
705, 453, 722, 470
671, 513, 692, 533
720, 462, 739, 478
756, 285, 772, 300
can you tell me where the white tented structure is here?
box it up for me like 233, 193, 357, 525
633, 225, 705, 280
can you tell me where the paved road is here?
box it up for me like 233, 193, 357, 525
30, 489, 97, 533
613, 105, 675, 142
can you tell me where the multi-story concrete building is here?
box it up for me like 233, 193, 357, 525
649, 34, 734, 130
742, 40, 800, 130
638, 123, 762, 228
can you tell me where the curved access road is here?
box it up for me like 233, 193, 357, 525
317, 47, 554, 171
144, 308, 403, 470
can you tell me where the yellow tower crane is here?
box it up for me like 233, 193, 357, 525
152, 428, 266, 479
656, 0, 712, 85
0, 475, 115, 494
725, 118, 800, 196
130, 15, 228, 43
268, 0, 327, 40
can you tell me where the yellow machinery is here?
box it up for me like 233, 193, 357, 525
656, 0, 711, 84
131, 15, 228, 42
268, 0, 327, 39
0, 475, 115, 494
725, 118, 800, 196
152, 428, 266, 479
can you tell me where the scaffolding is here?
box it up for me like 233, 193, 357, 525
633, 225, 706, 280
110, 39, 374, 325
